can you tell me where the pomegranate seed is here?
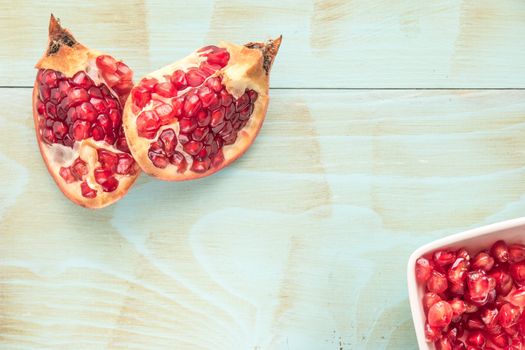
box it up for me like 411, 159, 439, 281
171, 70, 187, 90
94, 168, 119, 192
247, 90, 258, 103
210, 107, 225, 128
435, 337, 452, 350
71, 71, 93, 89
198, 86, 220, 109
171, 97, 184, 117
116, 154, 135, 175
498, 303, 521, 328
433, 250, 457, 267
211, 150, 224, 167
71, 158, 88, 180
489, 333, 510, 348
199, 61, 221, 76
427, 270, 448, 294
68, 88, 89, 106
92, 125, 105, 140
452, 341, 466, 350
220, 89, 233, 107
72, 120, 91, 141
140, 77, 159, 90
154, 103, 176, 125
428, 300, 453, 328
169, 151, 187, 172
206, 76, 223, 92
197, 110, 211, 127
518, 312, 525, 336
136, 110, 160, 139
449, 299, 466, 321
183, 93, 202, 118
509, 243, 525, 263
183, 140, 203, 156
192, 127, 209, 142
191, 157, 211, 173
507, 287, 525, 307
490, 269, 514, 296
205, 49, 230, 67
491, 240, 510, 263
96, 55, 118, 73
466, 331, 486, 347
467, 316, 485, 330
132, 86, 151, 108
510, 262, 525, 286
425, 322, 441, 342
115, 136, 130, 153
108, 109, 122, 128
179, 118, 197, 134
52, 121, 68, 139
59, 167, 76, 183
154, 82, 177, 97
80, 181, 97, 198
159, 129, 177, 157
76, 102, 97, 122
185, 68, 206, 87
98, 149, 118, 171
116, 62, 133, 81
472, 252, 495, 272
235, 93, 250, 112
148, 144, 169, 168
481, 306, 499, 327
467, 270, 491, 305
448, 257, 469, 285
90, 97, 108, 114
239, 104, 253, 121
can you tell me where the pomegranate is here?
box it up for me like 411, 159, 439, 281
416, 240, 525, 349
122, 37, 282, 180
33, 15, 139, 208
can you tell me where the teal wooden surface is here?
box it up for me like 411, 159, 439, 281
1, 1, 525, 350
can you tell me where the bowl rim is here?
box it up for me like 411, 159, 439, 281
406, 216, 525, 349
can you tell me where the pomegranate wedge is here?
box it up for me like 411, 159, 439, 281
33, 15, 140, 208
123, 37, 282, 181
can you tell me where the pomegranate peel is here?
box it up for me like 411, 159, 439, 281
123, 36, 282, 181
33, 15, 140, 208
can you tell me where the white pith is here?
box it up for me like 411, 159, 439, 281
124, 41, 271, 181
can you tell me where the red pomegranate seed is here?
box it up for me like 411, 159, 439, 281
169, 151, 187, 172
77, 102, 97, 122
154, 82, 177, 98
433, 250, 457, 267
90, 97, 108, 114
197, 110, 211, 127
59, 167, 76, 183
116, 154, 135, 175
154, 103, 176, 125
481, 306, 499, 327
518, 312, 525, 336
198, 86, 220, 109
220, 89, 233, 106
94, 168, 119, 192
428, 300, 453, 328
179, 118, 197, 134
92, 125, 105, 141
159, 128, 177, 157
472, 252, 495, 272
425, 322, 441, 342
448, 257, 469, 285
170, 70, 187, 90
72, 120, 91, 141
435, 337, 452, 350
498, 303, 521, 328
148, 143, 169, 168
116, 62, 132, 81
191, 157, 211, 173
509, 243, 525, 263
199, 61, 222, 76
183, 140, 203, 156
415, 257, 434, 282
490, 269, 514, 296
467, 270, 491, 305
139, 77, 158, 90
80, 181, 97, 198
96, 55, 118, 73
71, 71, 93, 89
52, 121, 68, 139
466, 331, 485, 347
489, 333, 510, 348
136, 110, 160, 139
132, 86, 151, 108
206, 76, 222, 92
210, 107, 225, 127
449, 299, 466, 321
70, 158, 87, 180
171, 97, 184, 117
98, 149, 118, 171
467, 316, 485, 330
183, 93, 202, 118
185, 68, 207, 87
427, 270, 448, 294
507, 286, 525, 307
205, 49, 230, 67
510, 261, 525, 286
68, 88, 89, 106
491, 240, 510, 264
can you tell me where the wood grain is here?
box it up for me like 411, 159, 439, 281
2, 89, 525, 349
1, 0, 525, 87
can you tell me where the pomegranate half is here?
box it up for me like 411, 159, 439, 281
122, 37, 282, 180
33, 15, 140, 208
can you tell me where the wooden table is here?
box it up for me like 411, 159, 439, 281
1, 1, 525, 349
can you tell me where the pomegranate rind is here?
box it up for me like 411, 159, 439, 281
123, 36, 282, 181
32, 15, 140, 208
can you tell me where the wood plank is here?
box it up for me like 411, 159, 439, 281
1, 0, 525, 87
1, 88, 525, 349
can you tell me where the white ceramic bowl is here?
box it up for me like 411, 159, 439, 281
407, 217, 525, 350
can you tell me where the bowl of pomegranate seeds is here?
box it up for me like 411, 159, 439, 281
407, 217, 525, 349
